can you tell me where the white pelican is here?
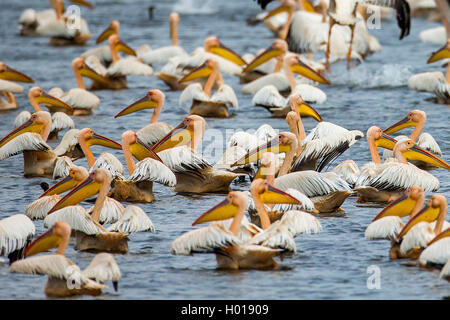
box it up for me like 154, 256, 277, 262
0, 62, 34, 111
409, 39, 450, 104
47, 58, 101, 116
108, 130, 176, 203
25, 165, 125, 225
171, 180, 320, 269
355, 127, 449, 203
323, 0, 410, 69
84, 35, 153, 91
14, 87, 74, 140
44, 169, 155, 253
242, 53, 330, 98
441, 258, 450, 281
382, 110, 442, 169
178, 58, 238, 118
0, 214, 35, 263
156, 36, 247, 90
114, 89, 173, 147
137, 12, 187, 66
419, 227, 450, 268
10, 221, 121, 297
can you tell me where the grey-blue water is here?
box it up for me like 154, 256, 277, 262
0, 0, 449, 300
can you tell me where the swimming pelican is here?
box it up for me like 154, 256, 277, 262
44, 169, 155, 253
0, 62, 34, 111
108, 130, 176, 203
137, 12, 187, 66
47, 58, 101, 116
178, 58, 238, 118
114, 89, 173, 147
324, 0, 410, 69
355, 127, 449, 203
418, 227, 450, 269
84, 35, 153, 90
171, 180, 320, 269
409, 39, 450, 104
382, 110, 442, 169
10, 221, 121, 297
0, 214, 35, 263
156, 36, 247, 90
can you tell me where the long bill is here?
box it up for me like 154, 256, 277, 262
372, 194, 417, 221
231, 137, 290, 167
0, 66, 34, 83
178, 62, 212, 83
36, 91, 74, 114
192, 198, 238, 225
260, 184, 301, 205
130, 137, 164, 162
208, 42, 247, 67
0, 117, 44, 148
291, 59, 330, 85
243, 45, 284, 73
23, 229, 61, 257
70, 0, 95, 9
383, 117, 418, 135
403, 144, 450, 170
39, 176, 79, 198
427, 44, 450, 64
297, 102, 322, 122
151, 122, 192, 153
374, 132, 398, 151
114, 94, 158, 118
79, 63, 111, 85
87, 132, 122, 150
397, 204, 441, 239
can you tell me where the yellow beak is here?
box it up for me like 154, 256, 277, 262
130, 138, 164, 162
427, 44, 450, 64
260, 185, 301, 205
0, 117, 43, 148
48, 176, 102, 214
403, 144, 450, 170
79, 64, 111, 86
231, 138, 290, 167
192, 199, 238, 225
151, 122, 192, 153
114, 94, 157, 118
179, 62, 213, 83
87, 132, 122, 150
374, 133, 398, 151
397, 205, 441, 238
115, 40, 137, 57
383, 117, 417, 135
0, 66, 34, 83
208, 42, 247, 67
298, 102, 322, 122
427, 227, 450, 246
291, 60, 330, 85
372, 194, 417, 221
96, 26, 117, 44
243, 46, 284, 73
39, 176, 79, 198
35, 91, 74, 114
70, 0, 95, 9
24, 229, 61, 257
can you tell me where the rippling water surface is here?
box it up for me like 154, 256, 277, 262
0, 0, 449, 300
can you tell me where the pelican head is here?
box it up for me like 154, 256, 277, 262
39, 166, 89, 198
108, 34, 137, 57
151, 115, 206, 153
427, 38, 450, 64
372, 185, 425, 221
115, 89, 165, 118
250, 178, 301, 205
179, 58, 219, 83
367, 126, 398, 150
0, 111, 51, 147
284, 54, 330, 85
254, 152, 279, 182
72, 57, 109, 84
383, 110, 426, 135
0, 62, 34, 83
169, 12, 180, 23
24, 221, 71, 257
97, 20, 120, 44
394, 138, 450, 169
121, 130, 162, 162
78, 128, 122, 150
28, 87, 74, 114
397, 194, 447, 239
288, 93, 322, 121
243, 39, 288, 72
263, 0, 296, 20
231, 132, 296, 166
203, 36, 246, 66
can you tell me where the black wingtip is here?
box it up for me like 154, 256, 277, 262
397, 0, 411, 40
113, 281, 119, 292
40, 182, 49, 191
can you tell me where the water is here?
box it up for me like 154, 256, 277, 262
0, 0, 449, 300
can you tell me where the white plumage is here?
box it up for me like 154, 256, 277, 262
0, 214, 35, 257
0, 79, 24, 93
82, 253, 121, 284
129, 158, 177, 187
44, 206, 106, 236
26, 195, 61, 220
179, 83, 239, 110
49, 87, 100, 112
332, 159, 360, 186
137, 44, 187, 66
90, 153, 125, 180
364, 216, 404, 240
0, 132, 50, 160
399, 222, 437, 255
106, 205, 155, 234
440, 259, 450, 280
419, 237, 450, 266
14, 111, 74, 137
419, 26, 446, 46
136, 122, 173, 147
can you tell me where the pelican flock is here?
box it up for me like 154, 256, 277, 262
0, 0, 449, 301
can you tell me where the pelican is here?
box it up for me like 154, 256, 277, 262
137, 12, 187, 66
355, 127, 449, 203
0, 62, 34, 111
114, 89, 173, 147
231, 129, 354, 213
0, 214, 35, 263
419, 227, 450, 269
323, 0, 410, 69
84, 35, 153, 91
382, 110, 442, 169
44, 169, 155, 253
178, 58, 238, 118
10, 221, 121, 297
108, 130, 176, 203
156, 36, 247, 90
242, 53, 330, 100
171, 180, 321, 270
409, 39, 450, 104
14, 87, 74, 140
46, 58, 101, 116
25, 165, 125, 225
